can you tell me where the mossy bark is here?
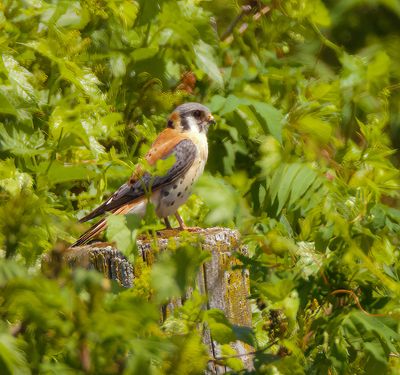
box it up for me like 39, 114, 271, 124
48, 227, 253, 372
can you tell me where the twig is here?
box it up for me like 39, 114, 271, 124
10, 321, 26, 337
45, 127, 63, 174
330, 289, 386, 317
221, 5, 252, 41
309, 21, 342, 56
209, 339, 279, 362
385, 82, 400, 92
222, 5, 271, 44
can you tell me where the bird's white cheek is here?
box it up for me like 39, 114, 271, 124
186, 116, 201, 133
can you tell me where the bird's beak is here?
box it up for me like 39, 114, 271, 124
207, 114, 216, 125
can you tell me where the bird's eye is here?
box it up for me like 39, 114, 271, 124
193, 110, 202, 118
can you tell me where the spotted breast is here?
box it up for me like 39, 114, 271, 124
156, 128, 208, 218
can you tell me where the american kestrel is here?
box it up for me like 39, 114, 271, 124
71, 102, 215, 247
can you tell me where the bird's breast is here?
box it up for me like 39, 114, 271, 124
156, 154, 207, 218
153, 128, 208, 219
191, 131, 208, 162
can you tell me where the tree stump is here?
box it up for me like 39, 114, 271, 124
49, 227, 253, 373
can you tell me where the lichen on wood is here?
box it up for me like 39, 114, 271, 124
47, 227, 253, 372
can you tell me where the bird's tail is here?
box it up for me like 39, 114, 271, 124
70, 198, 146, 248
70, 218, 108, 248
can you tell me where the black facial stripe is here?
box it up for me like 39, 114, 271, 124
180, 116, 190, 131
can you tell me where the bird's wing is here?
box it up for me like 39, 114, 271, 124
78, 138, 197, 223
126, 128, 185, 185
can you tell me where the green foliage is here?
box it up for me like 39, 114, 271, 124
1, 0, 400, 373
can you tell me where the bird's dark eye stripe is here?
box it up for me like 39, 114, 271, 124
181, 116, 190, 130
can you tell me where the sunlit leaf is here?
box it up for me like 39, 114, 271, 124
106, 215, 137, 257
251, 102, 283, 143
37, 161, 96, 184
194, 41, 223, 87
0, 92, 17, 116
0, 331, 30, 375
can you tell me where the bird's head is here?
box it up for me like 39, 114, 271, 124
167, 102, 215, 134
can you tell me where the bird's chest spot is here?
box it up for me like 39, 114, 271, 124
157, 159, 205, 217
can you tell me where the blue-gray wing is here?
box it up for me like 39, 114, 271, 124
79, 139, 197, 222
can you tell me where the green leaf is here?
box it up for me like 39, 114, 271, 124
152, 243, 210, 302
0, 92, 17, 116
364, 341, 387, 375
367, 51, 390, 83
131, 47, 159, 62
38, 161, 96, 184
347, 312, 400, 353
194, 41, 223, 87
194, 175, 239, 224
106, 215, 136, 257
288, 166, 318, 207
109, 54, 126, 78
297, 114, 332, 143
268, 164, 285, 205
251, 102, 283, 143
204, 309, 236, 344
1, 55, 38, 103
27, 41, 102, 99
209, 95, 283, 142
55, 2, 90, 29
232, 325, 255, 346
151, 154, 176, 177
207, 95, 227, 113
220, 344, 244, 371
276, 163, 303, 213
0, 260, 27, 287
109, 0, 139, 28
0, 125, 48, 157
0, 331, 30, 375
136, 0, 163, 25
310, 0, 331, 26
219, 95, 251, 116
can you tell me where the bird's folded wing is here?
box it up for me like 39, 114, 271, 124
79, 139, 197, 222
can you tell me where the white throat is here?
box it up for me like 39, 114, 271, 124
185, 116, 201, 133
184, 117, 208, 161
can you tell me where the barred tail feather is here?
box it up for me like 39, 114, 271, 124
71, 198, 145, 248
70, 219, 108, 247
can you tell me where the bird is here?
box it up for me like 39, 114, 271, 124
71, 102, 215, 247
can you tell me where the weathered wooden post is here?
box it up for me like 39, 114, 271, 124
47, 227, 253, 373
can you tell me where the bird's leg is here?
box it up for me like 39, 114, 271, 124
164, 217, 172, 229
175, 211, 187, 230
